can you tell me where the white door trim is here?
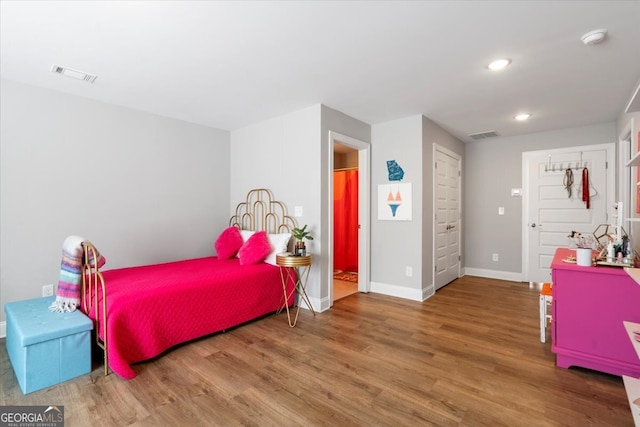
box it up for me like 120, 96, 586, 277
432, 143, 462, 291
328, 131, 371, 305
618, 119, 635, 219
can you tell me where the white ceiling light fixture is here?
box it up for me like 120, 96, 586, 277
487, 58, 511, 71
581, 29, 608, 46
514, 113, 532, 121
50, 64, 98, 83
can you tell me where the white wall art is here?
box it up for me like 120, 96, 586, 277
378, 183, 412, 221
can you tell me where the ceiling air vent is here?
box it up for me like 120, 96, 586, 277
50, 64, 97, 83
468, 130, 499, 140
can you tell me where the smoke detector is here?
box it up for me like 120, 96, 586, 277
581, 29, 607, 46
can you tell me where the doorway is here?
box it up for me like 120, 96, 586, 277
328, 131, 370, 305
333, 144, 359, 301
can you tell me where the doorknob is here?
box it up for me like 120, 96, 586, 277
530, 223, 542, 228
446, 225, 456, 230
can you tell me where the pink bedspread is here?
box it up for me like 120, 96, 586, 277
88, 257, 293, 379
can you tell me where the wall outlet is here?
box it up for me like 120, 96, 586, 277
405, 266, 413, 277
42, 284, 54, 297
492, 253, 499, 262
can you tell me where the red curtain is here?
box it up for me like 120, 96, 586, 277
334, 170, 358, 272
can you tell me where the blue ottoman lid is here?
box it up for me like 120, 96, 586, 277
4, 296, 93, 346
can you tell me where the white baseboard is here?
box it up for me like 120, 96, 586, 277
303, 295, 331, 313
463, 267, 523, 283
1, 321, 5, 339
370, 281, 425, 302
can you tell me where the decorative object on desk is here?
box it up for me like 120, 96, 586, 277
593, 223, 628, 251
576, 247, 593, 266
566, 230, 595, 266
292, 224, 313, 256
567, 230, 593, 250
592, 220, 637, 267
386, 160, 404, 181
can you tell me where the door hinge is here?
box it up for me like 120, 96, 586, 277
435, 162, 438, 169
458, 170, 461, 177
605, 161, 608, 169
458, 255, 461, 261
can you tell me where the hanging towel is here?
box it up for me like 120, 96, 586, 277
582, 167, 590, 209
50, 235, 105, 313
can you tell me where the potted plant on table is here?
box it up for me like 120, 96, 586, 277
292, 225, 313, 256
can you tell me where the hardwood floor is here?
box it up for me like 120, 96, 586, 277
333, 278, 358, 301
0, 276, 632, 426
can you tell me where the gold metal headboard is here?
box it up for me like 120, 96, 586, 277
81, 241, 109, 376
229, 188, 297, 233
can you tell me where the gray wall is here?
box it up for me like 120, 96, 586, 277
230, 104, 370, 312
370, 115, 464, 300
0, 79, 230, 323
371, 116, 424, 299
229, 105, 322, 311
464, 122, 617, 276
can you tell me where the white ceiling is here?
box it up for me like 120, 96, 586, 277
1, 1, 639, 143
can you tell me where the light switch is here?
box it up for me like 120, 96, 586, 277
498, 207, 505, 215
294, 206, 303, 217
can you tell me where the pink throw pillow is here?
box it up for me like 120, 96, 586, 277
238, 231, 272, 265
214, 227, 243, 259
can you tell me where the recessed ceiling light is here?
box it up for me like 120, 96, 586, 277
487, 59, 511, 71
581, 29, 607, 46
515, 113, 532, 121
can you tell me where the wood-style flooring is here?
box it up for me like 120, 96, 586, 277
0, 276, 632, 426
333, 278, 358, 301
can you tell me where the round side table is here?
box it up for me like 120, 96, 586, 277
276, 253, 316, 327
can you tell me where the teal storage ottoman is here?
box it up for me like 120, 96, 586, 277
4, 296, 93, 394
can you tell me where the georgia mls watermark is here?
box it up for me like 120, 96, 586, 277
0, 406, 64, 427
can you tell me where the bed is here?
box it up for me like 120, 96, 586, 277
80, 189, 298, 379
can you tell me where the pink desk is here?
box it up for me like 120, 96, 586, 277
551, 248, 640, 377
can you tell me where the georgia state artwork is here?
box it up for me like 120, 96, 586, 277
386, 160, 404, 181
378, 183, 412, 220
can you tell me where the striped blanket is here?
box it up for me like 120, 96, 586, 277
50, 235, 105, 313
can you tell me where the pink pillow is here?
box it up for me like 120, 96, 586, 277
238, 231, 272, 265
214, 227, 243, 259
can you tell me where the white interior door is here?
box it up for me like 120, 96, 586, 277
434, 145, 461, 290
523, 144, 614, 283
